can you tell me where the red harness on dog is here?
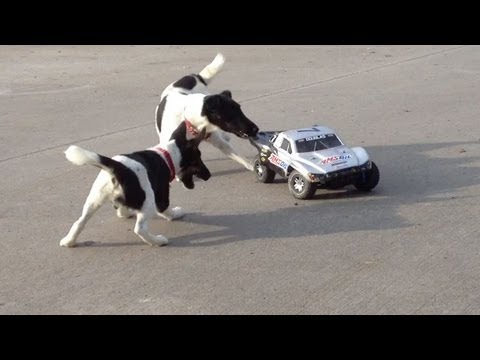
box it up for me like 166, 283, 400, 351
148, 146, 176, 182
185, 119, 210, 139
185, 119, 199, 136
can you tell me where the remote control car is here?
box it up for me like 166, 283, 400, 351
249, 125, 380, 199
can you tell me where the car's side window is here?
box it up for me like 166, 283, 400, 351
280, 138, 292, 154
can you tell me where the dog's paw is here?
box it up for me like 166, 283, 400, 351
150, 235, 169, 246
59, 237, 76, 248
116, 206, 134, 219
170, 206, 185, 220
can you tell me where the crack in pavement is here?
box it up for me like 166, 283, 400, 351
0, 84, 92, 97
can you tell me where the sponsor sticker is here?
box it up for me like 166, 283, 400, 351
321, 154, 352, 164
297, 135, 326, 143
268, 153, 288, 170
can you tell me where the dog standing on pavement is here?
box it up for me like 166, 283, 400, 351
155, 53, 259, 171
60, 122, 210, 247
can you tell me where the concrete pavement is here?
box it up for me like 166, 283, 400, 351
1, 45, 479, 314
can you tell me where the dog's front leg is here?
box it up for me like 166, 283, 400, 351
157, 206, 185, 221
134, 213, 168, 246
154, 185, 184, 221
207, 131, 254, 171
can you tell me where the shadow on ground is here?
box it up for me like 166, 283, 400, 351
171, 140, 480, 246
74, 140, 480, 248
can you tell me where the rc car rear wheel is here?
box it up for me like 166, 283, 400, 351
288, 170, 317, 199
253, 156, 275, 183
354, 162, 380, 191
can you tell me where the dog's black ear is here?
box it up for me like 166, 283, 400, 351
171, 121, 188, 145
202, 95, 221, 116
204, 94, 221, 108
220, 90, 232, 99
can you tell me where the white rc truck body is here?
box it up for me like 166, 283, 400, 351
249, 126, 380, 199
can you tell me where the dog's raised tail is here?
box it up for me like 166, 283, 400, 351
198, 53, 226, 84
65, 145, 119, 176
65, 145, 101, 166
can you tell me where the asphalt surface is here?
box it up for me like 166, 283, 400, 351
1, 45, 479, 314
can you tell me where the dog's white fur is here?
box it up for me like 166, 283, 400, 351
156, 53, 255, 171
60, 141, 187, 248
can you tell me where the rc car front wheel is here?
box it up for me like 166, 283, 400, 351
253, 156, 275, 183
288, 171, 317, 199
354, 161, 380, 191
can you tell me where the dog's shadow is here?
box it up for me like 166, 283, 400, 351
169, 191, 402, 247
211, 168, 249, 177
75, 241, 142, 248
75, 190, 377, 249
76, 140, 480, 248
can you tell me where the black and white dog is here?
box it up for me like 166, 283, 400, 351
60, 122, 210, 248
155, 53, 259, 171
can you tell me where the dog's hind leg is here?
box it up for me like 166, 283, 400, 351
134, 212, 169, 246
60, 174, 109, 247
207, 131, 254, 171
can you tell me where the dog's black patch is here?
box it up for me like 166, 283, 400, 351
201, 93, 259, 138
122, 151, 172, 213
97, 155, 146, 210
196, 74, 207, 86
172, 75, 198, 90
155, 96, 167, 134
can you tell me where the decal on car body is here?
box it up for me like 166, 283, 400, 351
321, 154, 352, 164
268, 153, 289, 170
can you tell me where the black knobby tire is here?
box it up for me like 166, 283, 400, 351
288, 170, 317, 199
253, 156, 275, 183
354, 162, 380, 191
